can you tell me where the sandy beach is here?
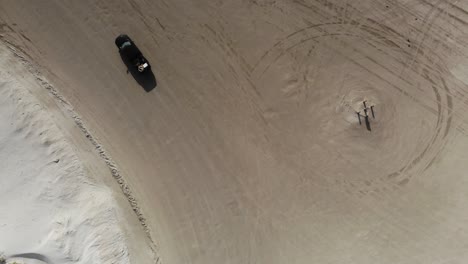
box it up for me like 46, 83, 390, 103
3, 0, 468, 263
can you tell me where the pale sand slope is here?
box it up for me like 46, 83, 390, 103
3, 1, 468, 263
0, 50, 127, 263
0, 44, 153, 264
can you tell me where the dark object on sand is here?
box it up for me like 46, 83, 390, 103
115, 34, 151, 73
357, 101, 375, 132
115, 34, 157, 92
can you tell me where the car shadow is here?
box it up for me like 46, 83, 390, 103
118, 51, 157, 93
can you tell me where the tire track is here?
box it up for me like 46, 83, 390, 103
251, 19, 453, 194
399, 0, 450, 78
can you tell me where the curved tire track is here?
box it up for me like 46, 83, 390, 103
251, 20, 453, 193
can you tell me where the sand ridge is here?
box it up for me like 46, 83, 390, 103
0, 44, 151, 263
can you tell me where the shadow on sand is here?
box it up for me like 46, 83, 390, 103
10, 253, 52, 263
118, 52, 157, 93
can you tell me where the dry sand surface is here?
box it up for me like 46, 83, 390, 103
3, 0, 468, 263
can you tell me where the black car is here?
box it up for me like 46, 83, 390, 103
115, 34, 151, 73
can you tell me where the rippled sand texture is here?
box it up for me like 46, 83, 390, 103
2, 1, 468, 263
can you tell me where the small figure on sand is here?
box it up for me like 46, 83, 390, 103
356, 101, 375, 131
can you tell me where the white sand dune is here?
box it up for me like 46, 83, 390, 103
0, 47, 130, 263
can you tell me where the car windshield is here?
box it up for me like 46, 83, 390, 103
120, 41, 132, 49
